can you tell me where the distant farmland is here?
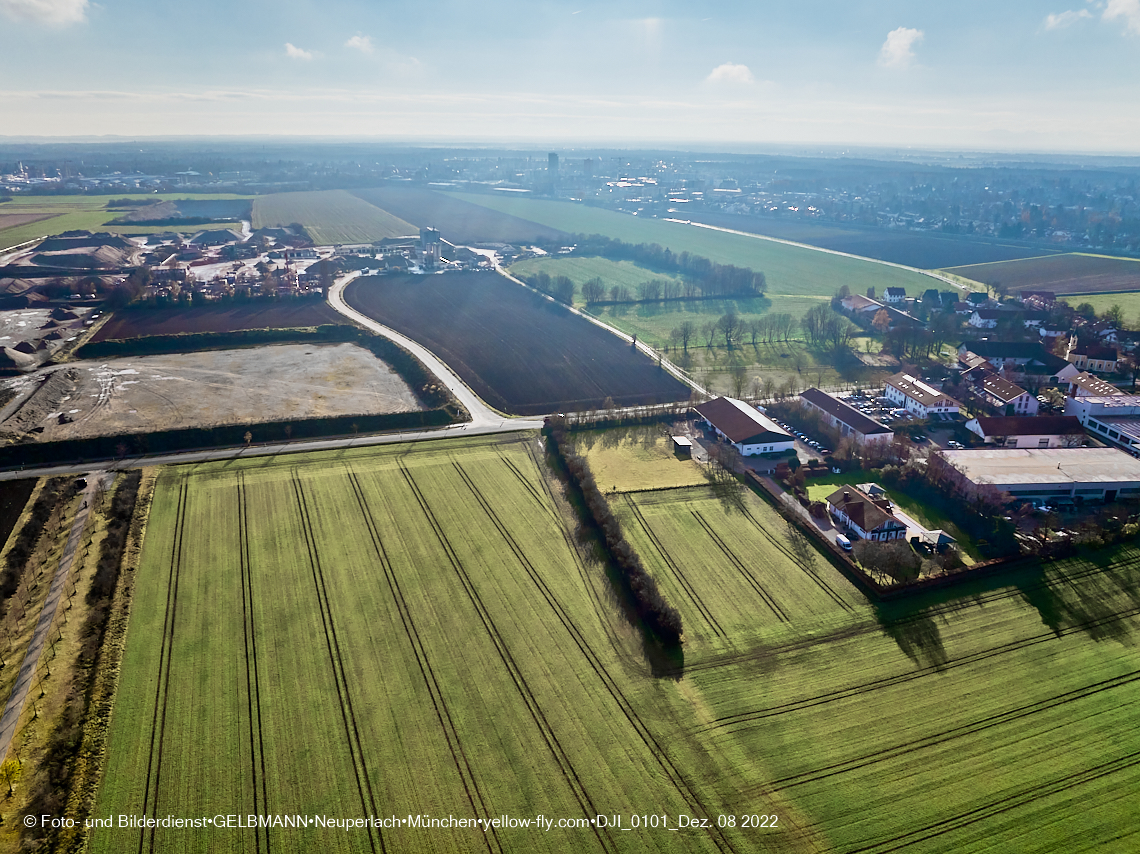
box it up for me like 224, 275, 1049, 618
253, 189, 417, 245
444, 192, 941, 304
92, 301, 348, 340
945, 253, 1140, 295
351, 186, 569, 244
683, 210, 1057, 269
345, 271, 691, 415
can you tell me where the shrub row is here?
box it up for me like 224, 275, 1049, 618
545, 415, 683, 645
0, 477, 77, 610
23, 472, 142, 849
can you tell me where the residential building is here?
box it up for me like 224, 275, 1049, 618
799, 388, 894, 444
883, 372, 961, 418
1066, 372, 1122, 398
976, 373, 1039, 415
693, 397, 795, 456
934, 447, 1140, 503
965, 415, 1085, 448
826, 486, 907, 542
884, 287, 906, 304
968, 309, 1002, 329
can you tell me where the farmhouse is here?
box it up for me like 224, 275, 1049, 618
799, 388, 894, 444
826, 486, 907, 542
884, 287, 906, 304
965, 415, 1085, 448
883, 372, 961, 418
934, 447, 1140, 503
968, 309, 1004, 329
693, 397, 795, 456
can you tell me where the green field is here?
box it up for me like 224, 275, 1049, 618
252, 189, 417, 245
1060, 291, 1140, 324
89, 434, 1140, 853
574, 425, 709, 493
448, 192, 941, 301
0, 193, 254, 252
510, 255, 688, 298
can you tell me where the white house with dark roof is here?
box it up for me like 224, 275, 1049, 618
884, 373, 961, 418
693, 397, 795, 456
977, 373, 1039, 415
1067, 372, 1122, 398
884, 287, 906, 304
826, 486, 907, 542
965, 415, 1086, 448
800, 388, 894, 444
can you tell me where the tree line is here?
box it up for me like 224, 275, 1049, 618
545, 416, 683, 645
535, 234, 767, 300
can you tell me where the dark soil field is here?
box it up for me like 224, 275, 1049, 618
0, 213, 56, 232
351, 186, 569, 244
684, 211, 1057, 269
91, 301, 349, 341
0, 478, 36, 551
946, 253, 1140, 294
345, 271, 691, 414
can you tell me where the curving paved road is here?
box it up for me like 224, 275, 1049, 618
328, 271, 544, 429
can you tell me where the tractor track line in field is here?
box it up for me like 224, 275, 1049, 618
682, 550, 1140, 678
845, 747, 1140, 854
495, 447, 560, 524
345, 467, 501, 854
238, 475, 269, 854
767, 668, 1140, 791
451, 461, 618, 854
291, 472, 385, 854
400, 458, 616, 854
445, 459, 745, 854
739, 505, 853, 611
691, 509, 788, 622
139, 475, 187, 854
700, 602, 1140, 732
622, 496, 727, 639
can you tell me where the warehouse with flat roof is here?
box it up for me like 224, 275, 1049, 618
935, 447, 1140, 502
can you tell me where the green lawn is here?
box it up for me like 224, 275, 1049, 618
88, 433, 1140, 853
573, 425, 709, 493
449, 192, 942, 301
1060, 291, 1140, 325
510, 255, 687, 298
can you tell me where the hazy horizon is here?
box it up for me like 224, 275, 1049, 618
2, 0, 1139, 154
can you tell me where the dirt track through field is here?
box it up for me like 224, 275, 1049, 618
0, 472, 110, 764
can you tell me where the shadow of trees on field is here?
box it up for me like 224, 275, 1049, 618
874, 600, 949, 670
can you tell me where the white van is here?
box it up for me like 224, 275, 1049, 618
835, 534, 852, 551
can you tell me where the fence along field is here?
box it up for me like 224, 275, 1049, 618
252, 189, 417, 245
90, 436, 753, 854
344, 272, 692, 415
945, 252, 1140, 295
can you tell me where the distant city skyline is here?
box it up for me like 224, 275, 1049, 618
1, 0, 1139, 153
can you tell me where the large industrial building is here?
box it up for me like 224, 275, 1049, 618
1065, 394, 1140, 454
799, 388, 894, 445
935, 447, 1140, 502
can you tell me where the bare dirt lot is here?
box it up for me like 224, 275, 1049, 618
0, 343, 422, 443
945, 253, 1140, 295
0, 213, 55, 232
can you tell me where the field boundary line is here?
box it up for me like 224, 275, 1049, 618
345, 465, 501, 854
139, 474, 188, 854
621, 495, 727, 639
690, 510, 788, 622
290, 471, 384, 854
443, 457, 743, 854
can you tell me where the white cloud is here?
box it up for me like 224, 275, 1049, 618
706, 63, 755, 84
285, 43, 314, 61
1104, 0, 1140, 34
878, 26, 924, 68
1044, 9, 1093, 28
345, 35, 373, 53
0, 0, 87, 24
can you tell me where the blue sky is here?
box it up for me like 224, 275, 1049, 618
2, 0, 1139, 152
